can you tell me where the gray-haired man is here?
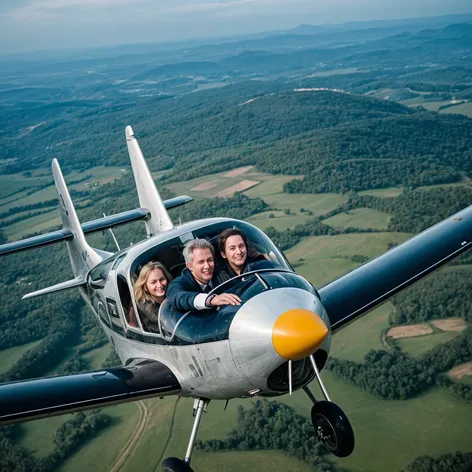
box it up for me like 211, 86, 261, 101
166, 239, 241, 312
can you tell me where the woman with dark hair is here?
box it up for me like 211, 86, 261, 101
129, 261, 173, 332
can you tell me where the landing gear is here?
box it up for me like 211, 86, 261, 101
304, 355, 355, 458
161, 398, 209, 472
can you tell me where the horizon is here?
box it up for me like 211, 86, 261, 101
1, 1, 472, 57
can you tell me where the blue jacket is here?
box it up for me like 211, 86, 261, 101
167, 268, 214, 312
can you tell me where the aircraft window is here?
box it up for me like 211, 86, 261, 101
131, 236, 185, 280
97, 300, 111, 327
90, 257, 115, 287
192, 221, 290, 271
106, 298, 121, 319
117, 275, 135, 325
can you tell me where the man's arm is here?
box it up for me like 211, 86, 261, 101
166, 279, 201, 312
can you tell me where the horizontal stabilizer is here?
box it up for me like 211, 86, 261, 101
0, 229, 72, 256
0, 196, 192, 257
0, 359, 180, 425
22, 275, 87, 300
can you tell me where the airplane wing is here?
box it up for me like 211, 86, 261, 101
0, 359, 180, 425
319, 204, 472, 332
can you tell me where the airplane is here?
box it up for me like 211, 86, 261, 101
1, 126, 472, 472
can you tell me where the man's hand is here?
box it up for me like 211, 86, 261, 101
209, 293, 242, 307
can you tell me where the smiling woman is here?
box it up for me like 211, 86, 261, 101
130, 261, 173, 333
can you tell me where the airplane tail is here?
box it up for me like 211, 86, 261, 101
52, 158, 102, 276
0, 126, 193, 300
125, 126, 174, 236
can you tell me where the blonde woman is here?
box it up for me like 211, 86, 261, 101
129, 261, 173, 332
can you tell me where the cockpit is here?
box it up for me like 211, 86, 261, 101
92, 219, 318, 345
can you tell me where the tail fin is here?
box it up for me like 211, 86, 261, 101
52, 159, 101, 276
125, 126, 173, 237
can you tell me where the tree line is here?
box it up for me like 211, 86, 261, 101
196, 399, 342, 472
327, 329, 472, 400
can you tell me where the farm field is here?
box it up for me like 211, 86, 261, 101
395, 331, 460, 357
0, 340, 42, 374
439, 101, 472, 117
166, 167, 301, 201
323, 208, 391, 231
330, 302, 392, 363
246, 210, 307, 231
58, 403, 140, 472
285, 232, 411, 287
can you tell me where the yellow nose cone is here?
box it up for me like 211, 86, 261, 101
272, 309, 329, 360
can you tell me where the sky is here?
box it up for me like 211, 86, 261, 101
1, 0, 471, 54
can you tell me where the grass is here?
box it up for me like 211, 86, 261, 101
19, 416, 68, 458
0, 166, 125, 213
167, 168, 301, 202
82, 343, 112, 370
331, 303, 392, 363
395, 331, 459, 357
439, 101, 472, 117
246, 211, 307, 231
4, 210, 62, 241
283, 373, 472, 472
58, 403, 140, 472
0, 340, 42, 374
192, 451, 317, 472
286, 232, 411, 287
323, 208, 391, 231
261, 192, 347, 214
0, 170, 53, 199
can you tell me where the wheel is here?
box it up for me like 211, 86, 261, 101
162, 457, 194, 472
311, 401, 355, 457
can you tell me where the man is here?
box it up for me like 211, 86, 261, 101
167, 238, 241, 312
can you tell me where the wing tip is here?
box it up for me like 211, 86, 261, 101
125, 125, 134, 140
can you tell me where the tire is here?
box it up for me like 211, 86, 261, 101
311, 401, 355, 457
162, 457, 194, 472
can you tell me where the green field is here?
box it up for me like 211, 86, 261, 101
286, 232, 411, 286
284, 373, 472, 472
331, 303, 392, 363
323, 208, 391, 231
167, 167, 301, 201
439, 101, 472, 117
4, 210, 62, 241
20, 415, 68, 458
0, 166, 125, 213
82, 343, 113, 370
246, 211, 307, 231
0, 340, 42, 374
261, 192, 347, 214
58, 403, 140, 472
395, 331, 460, 357
0, 169, 53, 199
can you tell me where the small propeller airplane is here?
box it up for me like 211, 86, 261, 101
1, 126, 472, 472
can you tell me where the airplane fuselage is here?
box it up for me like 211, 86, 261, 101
82, 217, 332, 400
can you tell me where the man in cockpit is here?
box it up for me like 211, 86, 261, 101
217, 228, 268, 282
167, 239, 242, 312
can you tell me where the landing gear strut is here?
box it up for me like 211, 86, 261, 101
162, 398, 209, 472
304, 355, 355, 458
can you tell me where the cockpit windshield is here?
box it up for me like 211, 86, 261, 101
124, 220, 298, 340
158, 269, 316, 345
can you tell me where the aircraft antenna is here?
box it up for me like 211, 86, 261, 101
288, 360, 293, 396
103, 213, 121, 251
